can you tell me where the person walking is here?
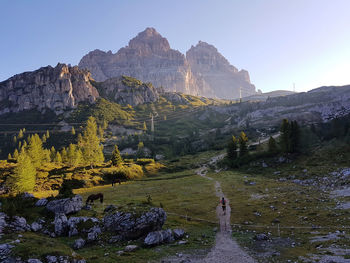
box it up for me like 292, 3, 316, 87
221, 197, 226, 215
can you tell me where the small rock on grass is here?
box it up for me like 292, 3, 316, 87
124, 245, 139, 252
73, 238, 86, 250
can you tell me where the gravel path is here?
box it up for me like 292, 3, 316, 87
194, 156, 257, 263
162, 154, 256, 263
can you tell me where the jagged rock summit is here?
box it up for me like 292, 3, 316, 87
79, 28, 256, 99
79, 27, 198, 95
0, 63, 99, 115
186, 41, 256, 98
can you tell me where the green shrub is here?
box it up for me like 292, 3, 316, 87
135, 158, 155, 165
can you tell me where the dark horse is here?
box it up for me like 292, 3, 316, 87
86, 193, 104, 205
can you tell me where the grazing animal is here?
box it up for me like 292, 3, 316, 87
86, 193, 104, 205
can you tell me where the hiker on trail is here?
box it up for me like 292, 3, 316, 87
221, 197, 226, 215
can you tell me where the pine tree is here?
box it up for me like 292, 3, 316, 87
9, 149, 36, 193
54, 152, 62, 163
27, 134, 45, 168
42, 134, 47, 143
46, 130, 50, 139
111, 145, 122, 166
79, 116, 104, 166
239, 131, 248, 157
18, 129, 24, 139
268, 136, 278, 154
61, 148, 68, 164
8, 153, 12, 160
13, 136, 17, 145
50, 146, 56, 162
71, 126, 76, 135
13, 149, 19, 160
227, 135, 238, 160
143, 121, 147, 131
67, 144, 81, 167
280, 119, 291, 153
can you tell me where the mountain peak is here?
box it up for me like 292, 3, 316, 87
128, 27, 170, 52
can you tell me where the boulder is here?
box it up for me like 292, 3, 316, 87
73, 238, 86, 250
8, 216, 30, 232
124, 245, 139, 252
27, 259, 42, 263
144, 229, 174, 246
87, 226, 102, 242
0, 243, 14, 261
46, 195, 83, 215
35, 198, 48, 207
46, 255, 58, 263
173, 229, 185, 240
103, 207, 166, 240
30, 222, 43, 232
67, 217, 99, 237
53, 213, 68, 236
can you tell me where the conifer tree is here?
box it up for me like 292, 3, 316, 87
8, 153, 12, 160
61, 148, 68, 164
290, 120, 300, 153
67, 144, 82, 167
55, 152, 62, 163
280, 119, 291, 153
18, 129, 24, 139
46, 130, 50, 139
111, 145, 122, 166
268, 136, 278, 154
13, 149, 19, 160
71, 126, 76, 135
27, 134, 45, 168
42, 134, 47, 143
227, 135, 238, 160
78, 116, 104, 166
143, 121, 147, 131
239, 131, 249, 157
50, 146, 56, 162
13, 136, 17, 145
9, 148, 36, 193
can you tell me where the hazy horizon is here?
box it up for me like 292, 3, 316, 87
1, 0, 350, 93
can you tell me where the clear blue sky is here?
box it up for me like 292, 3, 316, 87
1, 0, 350, 92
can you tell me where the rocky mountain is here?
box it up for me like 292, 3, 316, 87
0, 64, 99, 115
96, 75, 159, 106
0, 64, 161, 116
79, 28, 256, 99
186, 41, 256, 98
79, 28, 198, 95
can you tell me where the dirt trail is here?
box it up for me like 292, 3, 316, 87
193, 155, 256, 263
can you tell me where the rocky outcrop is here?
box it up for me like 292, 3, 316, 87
186, 41, 256, 98
79, 28, 198, 95
46, 195, 83, 215
0, 64, 99, 115
103, 207, 166, 240
97, 76, 159, 106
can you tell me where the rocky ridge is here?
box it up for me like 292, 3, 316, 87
79, 27, 255, 99
0, 64, 99, 115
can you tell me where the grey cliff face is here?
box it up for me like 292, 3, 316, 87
186, 41, 256, 99
79, 28, 198, 95
79, 28, 256, 99
0, 64, 99, 115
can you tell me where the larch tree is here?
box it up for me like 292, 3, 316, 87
280, 119, 291, 153
27, 134, 45, 168
239, 131, 249, 157
111, 145, 122, 166
78, 116, 104, 166
9, 149, 36, 193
